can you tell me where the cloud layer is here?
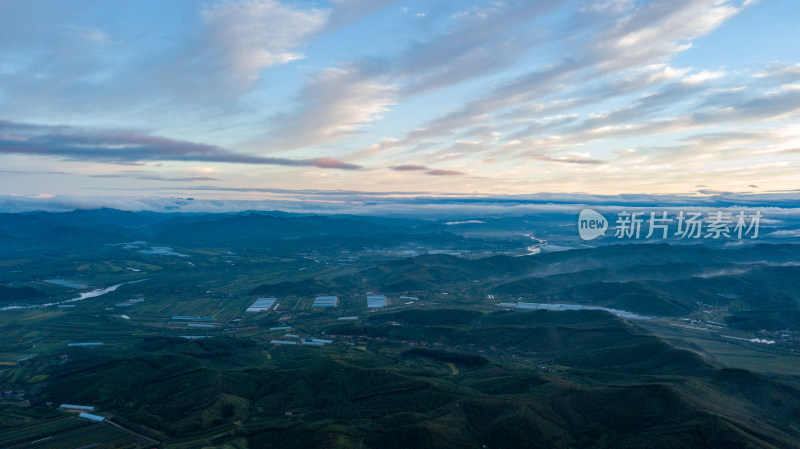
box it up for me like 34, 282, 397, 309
0, 0, 797, 199
0, 120, 360, 169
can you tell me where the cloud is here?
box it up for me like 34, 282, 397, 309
486, 66, 800, 172
0, 0, 793, 195
529, 154, 606, 165
325, 0, 402, 31
200, 0, 328, 84
391, 164, 465, 175
392, 164, 427, 171
269, 0, 565, 151
0, 169, 71, 176
696, 267, 751, 278
682, 70, 726, 85
594, 0, 743, 71
88, 171, 220, 182
425, 169, 465, 176
768, 229, 800, 238
0, 0, 331, 130
396, 0, 564, 95
271, 65, 397, 150
367, 0, 750, 165
697, 189, 734, 195
3, 191, 800, 215
755, 63, 800, 83
0, 120, 360, 170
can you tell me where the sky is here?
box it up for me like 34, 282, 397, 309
1, 0, 799, 212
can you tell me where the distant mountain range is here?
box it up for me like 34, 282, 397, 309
0, 208, 528, 253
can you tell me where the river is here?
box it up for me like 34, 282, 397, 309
1, 280, 145, 311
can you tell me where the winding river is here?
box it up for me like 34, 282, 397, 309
1, 279, 145, 311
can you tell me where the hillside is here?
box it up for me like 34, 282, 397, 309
21, 310, 800, 449
0, 284, 46, 302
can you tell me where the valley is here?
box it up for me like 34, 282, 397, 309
1, 210, 799, 448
